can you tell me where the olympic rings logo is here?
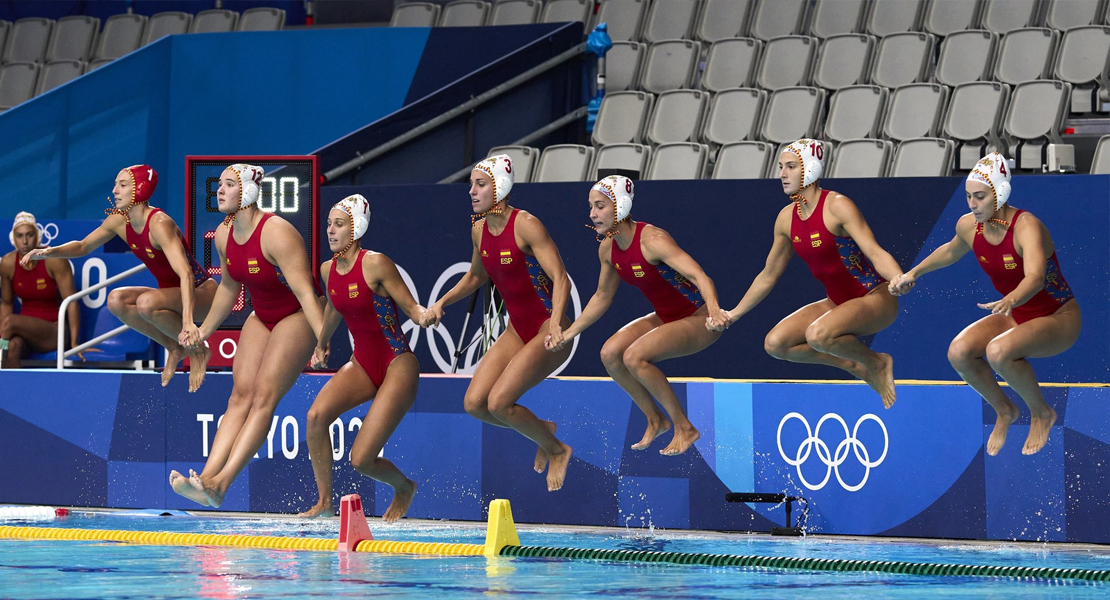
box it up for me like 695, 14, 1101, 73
776, 412, 889, 492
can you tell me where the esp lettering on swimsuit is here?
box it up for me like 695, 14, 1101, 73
248, 258, 260, 274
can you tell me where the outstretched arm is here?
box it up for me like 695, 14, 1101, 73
420, 226, 489, 327
21, 218, 120, 265
889, 216, 974, 296
829, 194, 904, 282
548, 242, 620, 351
726, 207, 795, 322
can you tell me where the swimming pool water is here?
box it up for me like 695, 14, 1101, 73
0, 512, 1107, 599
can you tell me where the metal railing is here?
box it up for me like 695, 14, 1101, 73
323, 42, 588, 184
56, 264, 148, 369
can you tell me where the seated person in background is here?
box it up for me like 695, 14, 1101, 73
0, 212, 84, 368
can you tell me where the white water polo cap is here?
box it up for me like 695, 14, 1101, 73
592, 175, 634, 223
333, 194, 371, 241
227, 164, 265, 209
9, 211, 36, 247
967, 152, 1013, 210
472, 154, 514, 203
783, 139, 826, 190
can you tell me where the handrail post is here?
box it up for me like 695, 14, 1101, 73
56, 264, 149, 369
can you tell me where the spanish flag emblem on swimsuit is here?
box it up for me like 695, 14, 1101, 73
145, 247, 156, 259
247, 258, 260, 274
348, 282, 359, 298
500, 250, 512, 265
1003, 254, 1017, 270
810, 231, 822, 247
631, 263, 645, 278
36, 278, 46, 290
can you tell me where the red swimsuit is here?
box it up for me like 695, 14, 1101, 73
972, 209, 1074, 325
479, 210, 554, 343
610, 222, 703, 323
225, 213, 302, 330
125, 208, 209, 289
12, 254, 60, 322
791, 190, 885, 305
327, 251, 411, 388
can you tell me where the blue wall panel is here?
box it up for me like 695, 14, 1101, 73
1, 370, 1108, 544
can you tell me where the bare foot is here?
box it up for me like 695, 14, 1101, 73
187, 345, 211, 393
382, 479, 417, 523
862, 353, 896, 409
546, 443, 573, 491
630, 420, 672, 451
660, 425, 700, 456
1022, 406, 1057, 455
188, 469, 224, 509
297, 501, 333, 518
161, 346, 187, 387
169, 470, 209, 506
534, 420, 557, 473
987, 405, 1020, 456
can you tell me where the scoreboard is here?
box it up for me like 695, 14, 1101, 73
184, 156, 320, 365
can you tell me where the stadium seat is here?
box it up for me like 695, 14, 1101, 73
143, 12, 193, 45
488, 145, 540, 182
981, 0, 1041, 34
84, 309, 157, 369
0, 61, 38, 110
759, 86, 826, 145
391, 3, 441, 27
439, 1, 491, 27
808, 0, 867, 39
534, 145, 595, 182
2, 18, 52, 65
866, 0, 926, 37
639, 39, 700, 94
923, 0, 983, 37
701, 37, 761, 92
695, 0, 755, 43
592, 90, 654, 146
882, 83, 949, 141
238, 7, 286, 31
489, 0, 542, 26
592, 0, 649, 42
645, 89, 710, 145
824, 85, 887, 143
34, 60, 83, 95
640, 0, 700, 43
605, 41, 644, 92
827, 138, 893, 178
190, 9, 238, 33
592, 143, 652, 179
541, 0, 594, 25
0, 21, 10, 62
1003, 79, 1071, 170
811, 33, 874, 91
1090, 134, 1110, 173
756, 35, 818, 91
92, 14, 147, 62
890, 138, 955, 176
45, 16, 98, 63
646, 142, 709, 180
943, 81, 1011, 169
1053, 25, 1110, 113
934, 30, 997, 87
993, 28, 1058, 85
700, 87, 765, 147
1045, 0, 1105, 30
711, 141, 775, 179
869, 32, 936, 88
749, 0, 808, 42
